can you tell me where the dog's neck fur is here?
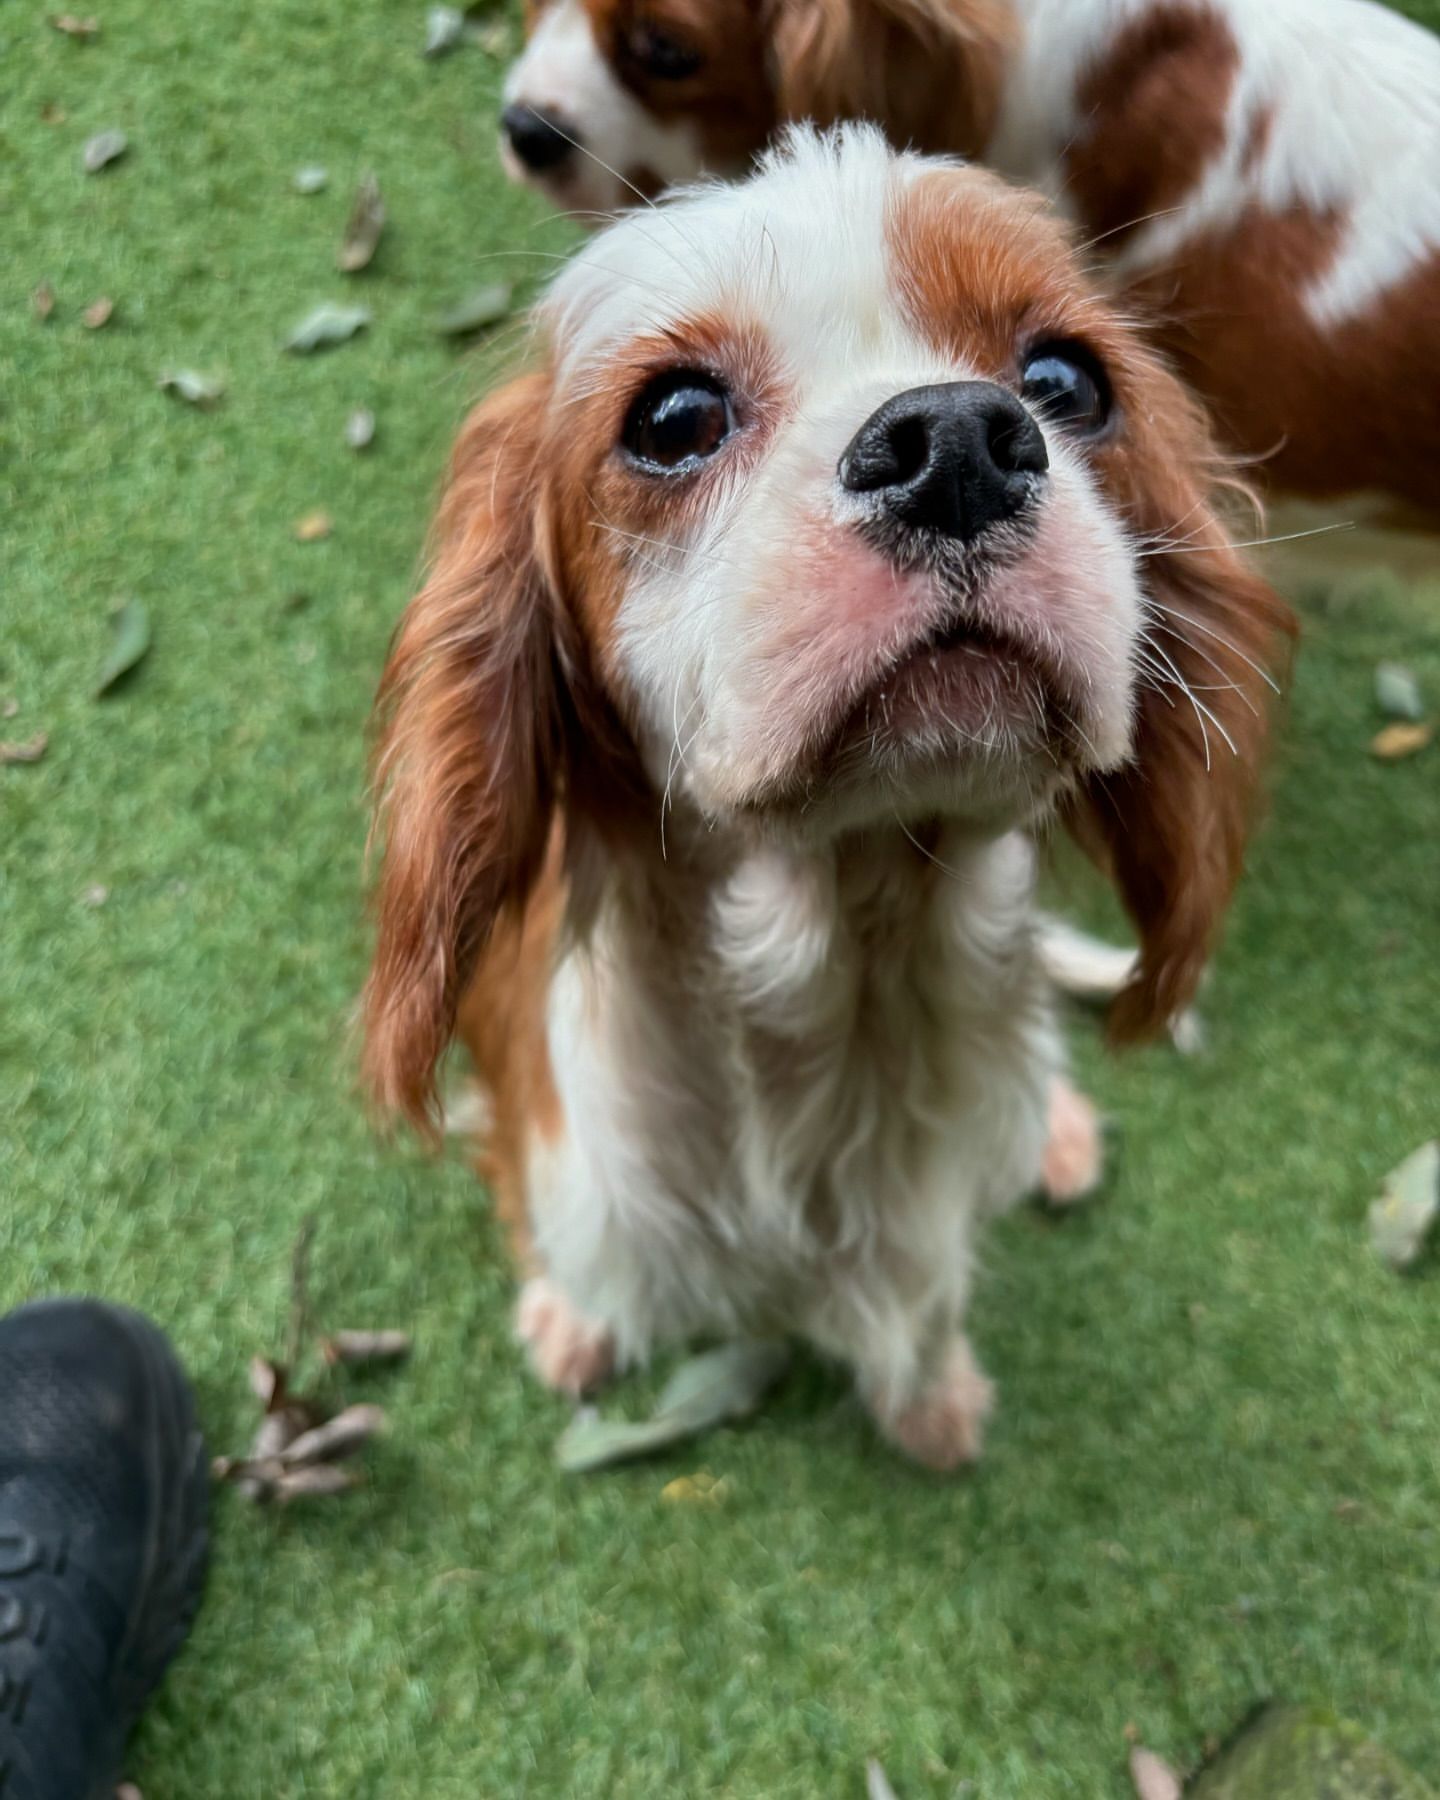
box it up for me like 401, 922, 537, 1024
536, 812, 1060, 1400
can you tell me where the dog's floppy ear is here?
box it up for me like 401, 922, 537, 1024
765, 0, 1013, 156
1073, 394, 1295, 1039
362, 373, 560, 1131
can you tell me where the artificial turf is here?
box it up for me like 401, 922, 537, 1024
3, 3, 1439, 1794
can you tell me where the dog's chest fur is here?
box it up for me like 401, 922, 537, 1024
529, 828, 1059, 1384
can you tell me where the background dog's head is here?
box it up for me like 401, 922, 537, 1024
365, 128, 1292, 1126
499, 0, 1012, 213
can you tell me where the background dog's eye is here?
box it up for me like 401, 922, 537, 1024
622, 372, 732, 471
628, 22, 704, 80
1020, 343, 1112, 434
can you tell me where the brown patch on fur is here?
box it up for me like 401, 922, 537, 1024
890, 164, 1295, 1035
1124, 214, 1440, 513
1239, 104, 1274, 177
584, 0, 779, 172
454, 836, 567, 1267
767, 0, 1014, 159
1065, 3, 1240, 250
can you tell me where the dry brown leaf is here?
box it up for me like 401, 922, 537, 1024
1129, 1745, 1182, 1800
83, 296, 114, 329
1370, 722, 1433, 761
32, 281, 56, 321
248, 1354, 285, 1408
337, 171, 385, 273
660, 1470, 731, 1506
1, 733, 49, 766
41, 102, 69, 124
274, 1465, 359, 1504
280, 1404, 386, 1467
1, 699, 18, 720
51, 13, 100, 36
322, 1330, 411, 1367
294, 510, 333, 543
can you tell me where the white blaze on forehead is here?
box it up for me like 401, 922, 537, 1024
503, 0, 704, 201
544, 126, 946, 388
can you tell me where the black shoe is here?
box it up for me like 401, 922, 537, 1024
0, 1300, 209, 1800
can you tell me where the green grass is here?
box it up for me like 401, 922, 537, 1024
4, 3, 1439, 1794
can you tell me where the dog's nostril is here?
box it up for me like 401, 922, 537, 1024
500, 103, 577, 174
886, 415, 931, 487
987, 405, 1048, 478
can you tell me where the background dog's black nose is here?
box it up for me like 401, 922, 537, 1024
839, 381, 1049, 540
501, 104, 577, 174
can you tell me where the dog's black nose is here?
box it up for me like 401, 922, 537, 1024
839, 381, 1048, 540
501, 103, 577, 173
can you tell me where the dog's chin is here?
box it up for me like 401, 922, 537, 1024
731, 622, 1083, 842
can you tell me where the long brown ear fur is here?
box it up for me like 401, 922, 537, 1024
1074, 395, 1296, 1039
766, 0, 1014, 157
362, 374, 558, 1132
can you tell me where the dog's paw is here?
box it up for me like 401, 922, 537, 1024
1040, 1074, 1105, 1207
876, 1339, 995, 1472
516, 1277, 615, 1397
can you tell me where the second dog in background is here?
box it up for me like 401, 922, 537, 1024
501, 0, 1440, 516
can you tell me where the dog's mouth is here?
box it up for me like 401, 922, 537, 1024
823, 605, 1071, 772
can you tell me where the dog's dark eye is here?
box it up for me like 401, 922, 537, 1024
622, 371, 732, 471
1020, 342, 1112, 434
627, 22, 703, 80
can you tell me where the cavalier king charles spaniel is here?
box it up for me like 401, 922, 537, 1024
363, 129, 1292, 1469
500, 0, 1440, 515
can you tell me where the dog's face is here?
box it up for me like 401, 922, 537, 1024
499, 0, 1011, 214
541, 142, 1150, 838
365, 130, 1292, 1124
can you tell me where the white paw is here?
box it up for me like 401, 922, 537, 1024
515, 1277, 615, 1397
876, 1339, 995, 1472
1040, 1074, 1105, 1207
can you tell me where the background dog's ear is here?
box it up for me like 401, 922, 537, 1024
766, 0, 1013, 156
362, 373, 559, 1132
1072, 426, 1296, 1039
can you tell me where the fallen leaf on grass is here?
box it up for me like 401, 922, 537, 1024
158, 367, 224, 407
322, 1330, 412, 1367
1129, 1746, 1182, 1800
1189, 1703, 1438, 1797
866, 1761, 901, 1800
82, 128, 128, 172
50, 12, 100, 36
468, 17, 511, 55
1375, 661, 1425, 722
435, 281, 513, 337
556, 1340, 790, 1473
294, 510, 333, 542
0, 733, 49, 766
279, 1403, 387, 1467
80, 884, 109, 907
293, 163, 329, 194
1370, 722, 1432, 760
424, 4, 466, 56
337, 171, 385, 273
660, 1470, 731, 1506
345, 406, 376, 450
94, 599, 151, 697
1, 699, 18, 720
41, 102, 69, 125
1368, 1140, 1439, 1271
83, 296, 114, 329
33, 281, 57, 321
284, 301, 371, 352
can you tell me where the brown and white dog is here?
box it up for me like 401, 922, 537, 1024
364, 130, 1291, 1468
500, 0, 1440, 513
